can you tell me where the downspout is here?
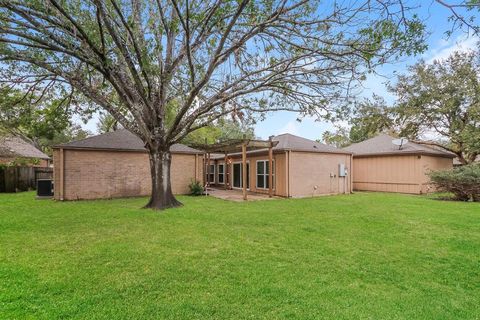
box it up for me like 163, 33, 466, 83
350, 154, 353, 193
286, 150, 291, 197
59, 148, 64, 201
194, 154, 198, 182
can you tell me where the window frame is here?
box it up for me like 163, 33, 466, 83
256, 159, 275, 190
217, 163, 225, 185
208, 164, 215, 184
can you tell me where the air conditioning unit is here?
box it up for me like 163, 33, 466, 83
37, 179, 54, 198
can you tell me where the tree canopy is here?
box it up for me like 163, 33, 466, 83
0, 86, 91, 154
395, 50, 480, 164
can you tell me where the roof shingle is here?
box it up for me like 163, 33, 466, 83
0, 135, 50, 159
343, 134, 455, 158
272, 133, 351, 154
54, 129, 203, 154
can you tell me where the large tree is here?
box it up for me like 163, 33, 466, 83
394, 51, 480, 164
0, 0, 426, 209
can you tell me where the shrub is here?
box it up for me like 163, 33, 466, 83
428, 163, 480, 201
188, 180, 204, 196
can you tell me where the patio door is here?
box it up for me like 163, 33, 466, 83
232, 162, 249, 189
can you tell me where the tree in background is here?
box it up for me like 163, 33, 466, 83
0, 0, 426, 209
321, 96, 397, 147
394, 51, 480, 164
183, 118, 255, 145
322, 51, 480, 164
0, 86, 92, 154
96, 112, 119, 134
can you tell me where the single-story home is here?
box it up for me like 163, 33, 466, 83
343, 134, 454, 194
53, 130, 353, 200
0, 135, 50, 167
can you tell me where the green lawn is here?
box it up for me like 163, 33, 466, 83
0, 192, 479, 319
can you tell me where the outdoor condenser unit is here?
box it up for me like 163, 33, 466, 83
339, 164, 347, 177
37, 179, 54, 198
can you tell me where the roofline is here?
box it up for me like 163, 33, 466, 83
287, 149, 353, 155
352, 151, 455, 158
52, 145, 204, 155
209, 147, 352, 158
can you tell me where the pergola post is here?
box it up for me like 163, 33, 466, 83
242, 141, 247, 201
203, 151, 207, 188
207, 152, 211, 188
268, 136, 273, 198
224, 151, 228, 190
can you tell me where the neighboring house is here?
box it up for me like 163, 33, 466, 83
343, 134, 455, 194
0, 135, 50, 167
52, 130, 353, 200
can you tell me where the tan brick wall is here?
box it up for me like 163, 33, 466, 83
289, 152, 352, 197
53, 149, 202, 200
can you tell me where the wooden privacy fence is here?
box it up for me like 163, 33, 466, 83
0, 167, 53, 193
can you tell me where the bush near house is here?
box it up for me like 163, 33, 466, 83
429, 163, 480, 201
188, 179, 204, 196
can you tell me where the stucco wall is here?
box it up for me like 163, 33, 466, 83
352, 154, 452, 194
53, 149, 202, 200
288, 151, 352, 197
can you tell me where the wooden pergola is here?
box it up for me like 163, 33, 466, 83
191, 136, 278, 200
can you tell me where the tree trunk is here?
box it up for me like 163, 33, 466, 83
144, 148, 183, 210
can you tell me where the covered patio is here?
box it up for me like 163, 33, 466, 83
192, 136, 278, 201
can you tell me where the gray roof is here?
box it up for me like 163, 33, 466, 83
343, 134, 455, 158
55, 129, 203, 154
272, 133, 351, 154
212, 133, 351, 158
0, 135, 50, 159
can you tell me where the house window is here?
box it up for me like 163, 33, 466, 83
218, 164, 225, 184
208, 164, 215, 184
256, 160, 274, 189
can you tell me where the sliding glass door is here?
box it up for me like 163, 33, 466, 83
232, 162, 249, 189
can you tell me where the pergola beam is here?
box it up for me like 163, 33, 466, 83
191, 137, 279, 201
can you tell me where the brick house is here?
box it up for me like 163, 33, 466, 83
0, 135, 50, 167
53, 130, 354, 200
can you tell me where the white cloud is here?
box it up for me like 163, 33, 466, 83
425, 35, 478, 63
275, 120, 301, 135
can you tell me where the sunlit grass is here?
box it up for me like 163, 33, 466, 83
1, 192, 479, 319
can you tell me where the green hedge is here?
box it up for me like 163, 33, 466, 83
429, 163, 480, 201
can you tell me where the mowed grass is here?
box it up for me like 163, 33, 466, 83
0, 192, 479, 319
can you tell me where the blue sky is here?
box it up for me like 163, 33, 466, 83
82, 2, 478, 140
253, 2, 478, 140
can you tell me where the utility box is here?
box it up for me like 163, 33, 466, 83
339, 164, 347, 177
37, 179, 54, 198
